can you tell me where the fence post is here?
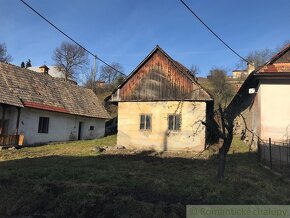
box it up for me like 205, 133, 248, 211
287, 143, 289, 168
257, 140, 260, 161
279, 145, 282, 169
269, 138, 272, 169
263, 142, 266, 164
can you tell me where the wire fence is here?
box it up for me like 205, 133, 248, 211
257, 138, 290, 175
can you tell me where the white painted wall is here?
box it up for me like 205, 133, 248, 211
1, 106, 106, 145
259, 83, 290, 141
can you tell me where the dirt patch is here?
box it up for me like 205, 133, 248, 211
100, 145, 213, 160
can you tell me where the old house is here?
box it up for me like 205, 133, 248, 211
110, 46, 213, 151
230, 44, 290, 144
227, 44, 290, 168
0, 62, 109, 146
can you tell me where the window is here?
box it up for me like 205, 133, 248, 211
168, 115, 181, 131
89, 126, 94, 131
140, 114, 151, 130
38, 117, 49, 133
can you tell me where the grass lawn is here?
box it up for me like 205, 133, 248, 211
0, 135, 289, 217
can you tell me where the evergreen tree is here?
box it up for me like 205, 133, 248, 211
25, 59, 32, 68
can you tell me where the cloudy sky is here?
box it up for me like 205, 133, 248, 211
1, 0, 290, 77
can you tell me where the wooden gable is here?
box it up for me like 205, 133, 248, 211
111, 46, 211, 101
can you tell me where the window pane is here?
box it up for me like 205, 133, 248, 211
38, 118, 41, 133
146, 115, 151, 130
44, 118, 49, 133
38, 117, 43, 133
175, 115, 181, 130
168, 115, 181, 131
168, 115, 174, 130
140, 115, 145, 129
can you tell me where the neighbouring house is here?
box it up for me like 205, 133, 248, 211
95, 80, 106, 88
28, 65, 77, 84
0, 62, 109, 146
229, 64, 256, 91
110, 46, 213, 151
232, 69, 248, 79
232, 63, 255, 79
229, 44, 290, 164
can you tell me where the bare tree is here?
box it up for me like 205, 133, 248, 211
236, 49, 273, 69
189, 65, 199, 79
0, 43, 12, 63
201, 75, 258, 179
275, 40, 290, 52
199, 68, 240, 179
99, 63, 124, 84
52, 42, 89, 80
84, 66, 98, 93
208, 68, 235, 109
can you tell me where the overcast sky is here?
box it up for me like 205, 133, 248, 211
1, 0, 290, 77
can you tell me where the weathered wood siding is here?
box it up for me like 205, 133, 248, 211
119, 50, 198, 101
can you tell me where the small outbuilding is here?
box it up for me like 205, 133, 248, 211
110, 46, 213, 151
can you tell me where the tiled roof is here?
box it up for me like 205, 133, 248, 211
0, 62, 110, 119
0, 71, 23, 107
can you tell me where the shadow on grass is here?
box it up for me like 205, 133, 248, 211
0, 151, 289, 218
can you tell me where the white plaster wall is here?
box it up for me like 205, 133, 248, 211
117, 101, 206, 151
260, 83, 290, 141
2, 107, 105, 145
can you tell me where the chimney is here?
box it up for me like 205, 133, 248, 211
39, 65, 50, 74
247, 62, 255, 74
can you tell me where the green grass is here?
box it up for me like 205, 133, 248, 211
0, 135, 289, 218
0, 135, 117, 160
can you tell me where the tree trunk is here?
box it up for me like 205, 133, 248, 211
217, 124, 234, 180
218, 146, 227, 179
